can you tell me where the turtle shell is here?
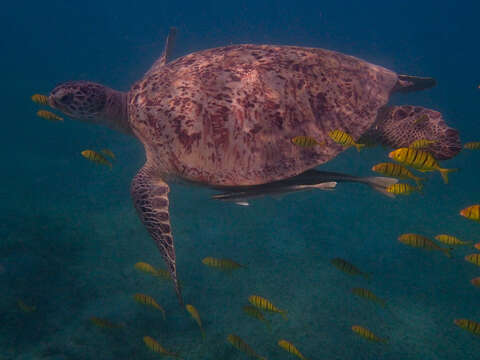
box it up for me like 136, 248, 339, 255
129, 45, 398, 186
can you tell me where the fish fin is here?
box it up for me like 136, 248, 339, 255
290, 182, 337, 191
281, 311, 288, 321
355, 143, 365, 152
416, 183, 424, 194
234, 201, 250, 206
414, 177, 425, 187
439, 168, 457, 184
362, 176, 398, 198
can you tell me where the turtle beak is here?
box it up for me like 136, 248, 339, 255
48, 95, 57, 109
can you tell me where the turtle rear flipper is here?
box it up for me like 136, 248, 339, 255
131, 163, 183, 305
393, 75, 436, 93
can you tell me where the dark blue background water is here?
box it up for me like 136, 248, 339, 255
2, 1, 480, 359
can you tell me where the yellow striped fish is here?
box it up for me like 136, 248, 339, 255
434, 234, 472, 247
371, 162, 424, 186
186, 304, 205, 339
143, 336, 181, 358
100, 149, 116, 160
386, 183, 422, 195
278, 339, 308, 360
454, 319, 480, 336
398, 233, 451, 257
460, 205, 480, 222
465, 254, 480, 266
388, 147, 456, 184
89, 316, 123, 329
226, 334, 266, 360
37, 109, 63, 122
330, 258, 369, 279
352, 325, 387, 343
291, 136, 324, 148
134, 261, 158, 276
134, 262, 175, 283
133, 294, 166, 320
155, 268, 173, 280
202, 257, 245, 271
471, 277, 480, 287
351, 288, 386, 307
31, 94, 49, 105
17, 299, 36, 313
243, 305, 271, 330
81, 150, 112, 169
248, 295, 287, 320
413, 114, 429, 125
409, 139, 436, 149
474, 243, 480, 251
464, 142, 480, 150
328, 130, 365, 152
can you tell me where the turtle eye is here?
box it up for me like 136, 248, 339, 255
60, 93, 74, 104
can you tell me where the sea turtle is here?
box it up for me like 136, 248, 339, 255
47, 28, 461, 304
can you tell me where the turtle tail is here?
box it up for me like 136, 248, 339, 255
361, 176, 399, 198
393, 75, 437, 93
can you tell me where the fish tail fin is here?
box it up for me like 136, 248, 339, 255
362, 176, 399, 198
439, 168, 457, 184
281, 311, 288, 321
414, 176, 425, 187
416, 183, 424, 194
355, 143, 365, 152
264, 319, 272, 332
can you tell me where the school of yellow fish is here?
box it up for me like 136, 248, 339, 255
31, 94, 116, 169
29, 94, 480, 356
291, 129, 480, 344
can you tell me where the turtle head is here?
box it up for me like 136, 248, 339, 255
363, 105, 462, 160
49, 81, 131, 134
49, 81, 107, 121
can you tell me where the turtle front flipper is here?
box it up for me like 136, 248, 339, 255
393, 74, 436, 93
131, 164, 182, 305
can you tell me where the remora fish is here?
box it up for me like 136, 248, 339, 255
211, 169, 399, 203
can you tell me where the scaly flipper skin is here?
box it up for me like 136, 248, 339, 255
131, 164, 182, 304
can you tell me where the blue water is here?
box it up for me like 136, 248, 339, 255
2, 1, 480, 359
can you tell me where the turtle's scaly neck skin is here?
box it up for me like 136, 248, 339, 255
49, 81, 132, 135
